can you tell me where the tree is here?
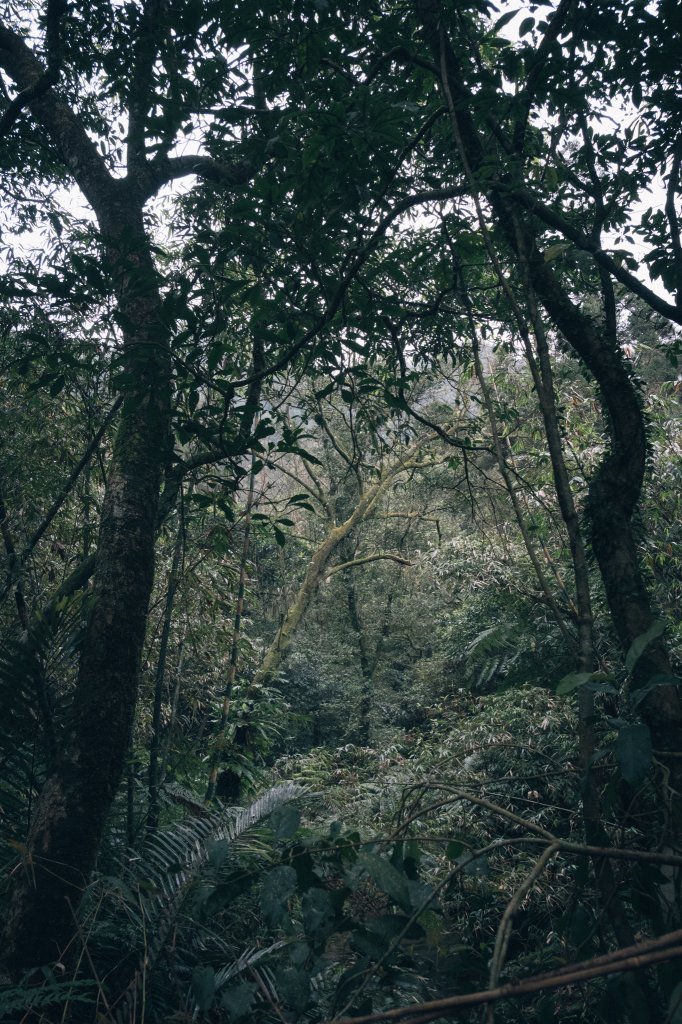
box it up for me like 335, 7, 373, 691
0, 0, 466, 971
0, 0, 343, 972
2, 0, 682, 1004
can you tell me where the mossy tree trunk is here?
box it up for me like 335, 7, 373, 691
253, 440, 431, 688
3, 205, 171, 973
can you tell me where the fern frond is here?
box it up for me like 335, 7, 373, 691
214, 940, 286, 992
109, 782, 304, 1024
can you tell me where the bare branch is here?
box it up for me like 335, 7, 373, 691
485, 844, 560, 1023
0, 397, 122, 607
142, 153, 257, 198
504, 183, 682, 325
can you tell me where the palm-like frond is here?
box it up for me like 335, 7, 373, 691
107, 782, 304, 1024
462, 621, 520, 690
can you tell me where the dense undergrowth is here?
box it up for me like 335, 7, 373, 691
5, 681, 673, 1023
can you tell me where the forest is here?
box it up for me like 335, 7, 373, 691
0, 0, 682, 1020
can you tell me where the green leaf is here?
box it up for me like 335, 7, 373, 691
462, 853, 490, 877
667, 980, 682, 1023
493, 9, 518, 32
631, 674, 682, 709
358, 851, 411, 912
407, 878, 436, 913
302, 887, 337, 942
536, 995, 557, 1024
615, 723, 652, 786
206, 838, 230, 868
270, 804, 301, 839
519, 16, 535, 35
261, 865, 297, 929
220, 981, 257, 1020
567, 903, 594, 955
446, 840, 465, 860
274, 966, 310, 1012
273, 524, 287, 547
625, 619, 665, 674
556, 671, 593, 695
543, 242, 569, 262
49, 374, 66, 397
603, 973, 649, 1024
191, 965, 215, 1012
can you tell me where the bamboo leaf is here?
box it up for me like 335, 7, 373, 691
556, 671, 593, 695
191, 966, 215, 1012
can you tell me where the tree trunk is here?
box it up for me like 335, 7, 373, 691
342, 553, 374, 745
524, 253, 682, 776
3, 222, 170, 972
253, 446, 427, 687
415, 0, 682, 804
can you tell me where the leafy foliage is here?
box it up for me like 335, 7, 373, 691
1, 0, 682, 1019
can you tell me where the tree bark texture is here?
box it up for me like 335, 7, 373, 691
0, 22, 171, 973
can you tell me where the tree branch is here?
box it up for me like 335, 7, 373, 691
0, 0, 66, 140
227, 186, 469, 391
330, 938, 682, 1024
127, 0, 167, 174
0, 397, 121, 607
503, 183, 682, 325
25, 397, 121, 563
326, 553, 413, 577
141, 153, 257, 199
512, 0, 577, 153
485, 844, 560, 1022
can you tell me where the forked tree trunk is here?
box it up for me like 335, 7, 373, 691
526, 255, 682, 777
0, 30, 171, 972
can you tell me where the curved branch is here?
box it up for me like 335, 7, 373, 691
504, 184, 682, 325
326, 552, 412, 577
